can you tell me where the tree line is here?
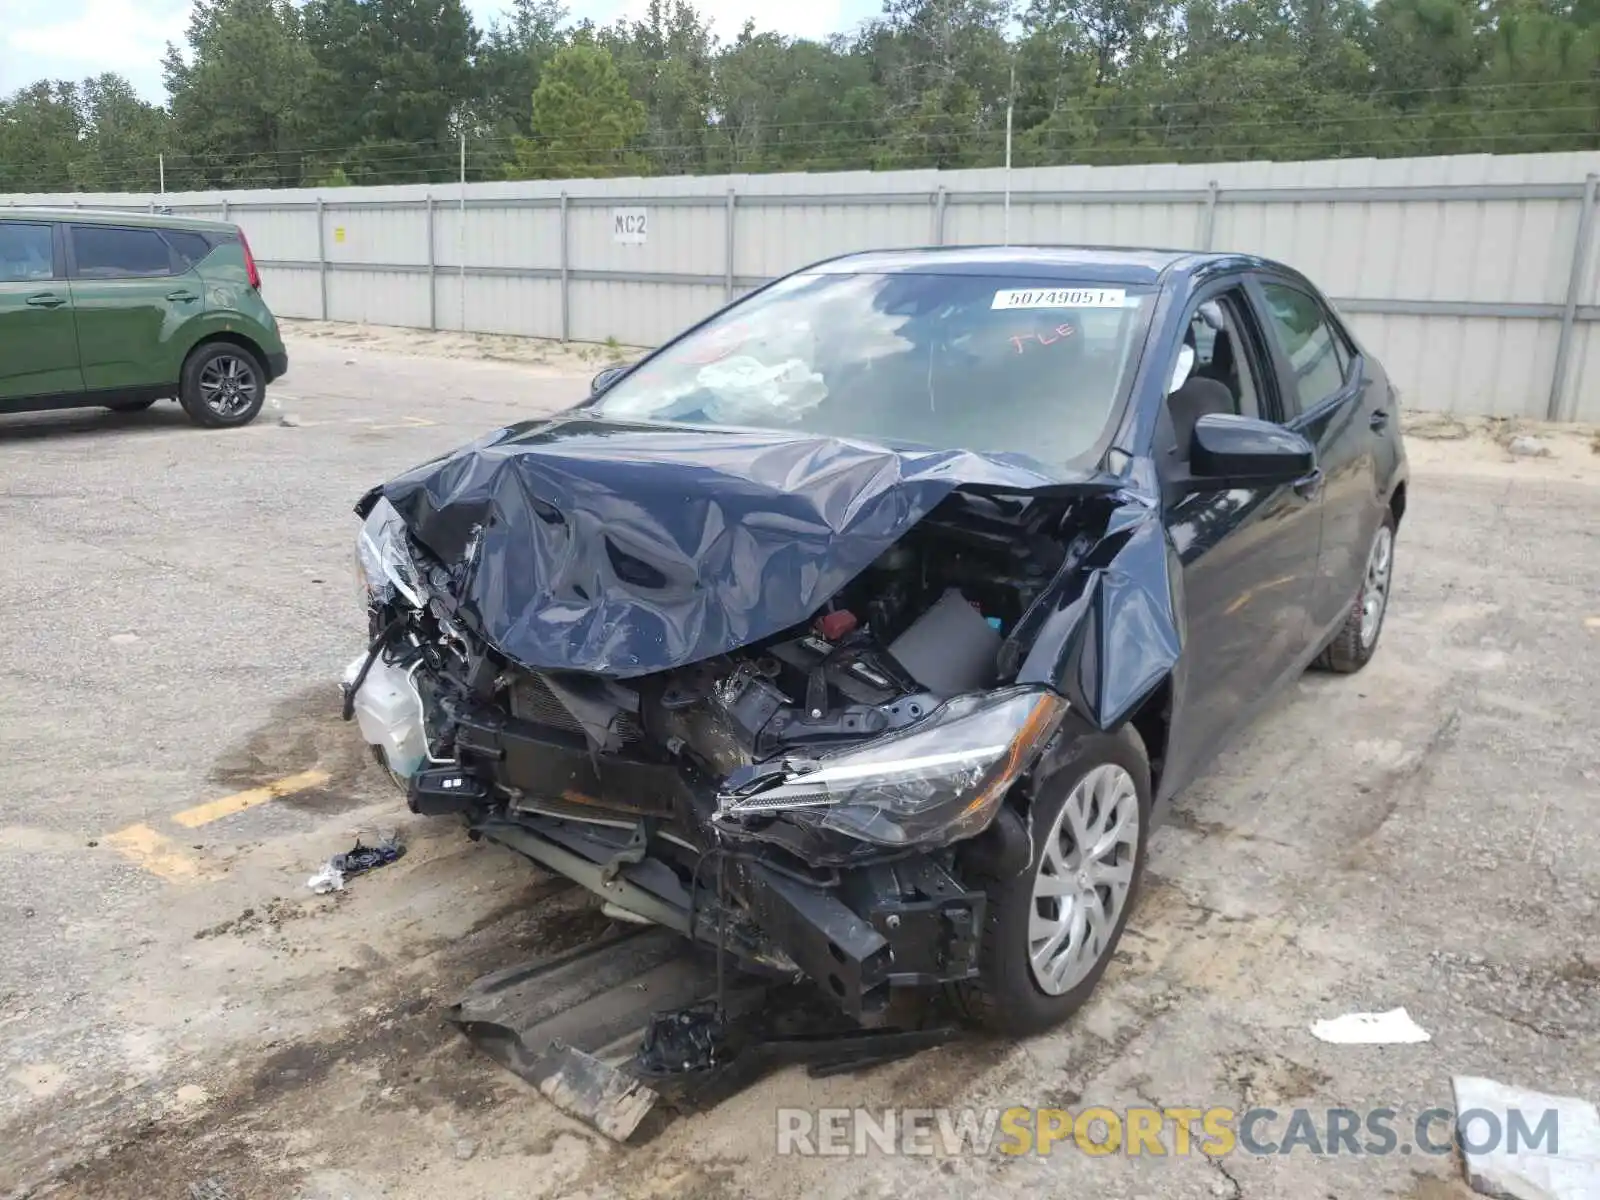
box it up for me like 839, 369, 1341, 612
2, 0, 1596, 195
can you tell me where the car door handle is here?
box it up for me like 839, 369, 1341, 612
1369, 409, 1390, 431
25, 292, 65, 308
166, 289, 200, 303
1292, 469, 1324, 501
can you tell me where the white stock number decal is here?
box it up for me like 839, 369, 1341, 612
991, 287, 1128, 310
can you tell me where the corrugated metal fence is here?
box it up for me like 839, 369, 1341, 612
10, 151, 1600, 422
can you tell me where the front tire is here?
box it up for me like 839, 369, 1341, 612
953, 725, 1151, 1036
179, 343, 266, 428
1314, 512, 1396, 674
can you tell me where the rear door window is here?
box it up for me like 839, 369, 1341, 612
0, 223, 56, 283
1257, 282, 1350, 417
70, 225, 177, 279
162, 229, 215, 271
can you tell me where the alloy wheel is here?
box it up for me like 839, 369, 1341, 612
198, 354, 259, 418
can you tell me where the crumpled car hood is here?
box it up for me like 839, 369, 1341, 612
367, 415, 1116, 678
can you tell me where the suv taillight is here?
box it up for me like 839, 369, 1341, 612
238, 230, 262, 290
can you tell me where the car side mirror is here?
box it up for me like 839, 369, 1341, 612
1188, 413, 1315, 489
591, 364, 631, 395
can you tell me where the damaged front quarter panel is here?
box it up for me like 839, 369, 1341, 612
1010, 494, 1184, 733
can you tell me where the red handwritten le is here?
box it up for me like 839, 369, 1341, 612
1012, 324, 1077, 354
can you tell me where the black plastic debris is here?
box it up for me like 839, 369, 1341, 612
337, 835, 406, 877
306, 833, 406, 893
636, 1003, 726, 1077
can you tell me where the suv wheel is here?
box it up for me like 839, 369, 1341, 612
952, 726, 1151, 1036
180, 343, 266, 428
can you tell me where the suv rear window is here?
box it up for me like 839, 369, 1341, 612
162, 229, 215, 270
71, 225, 175, 279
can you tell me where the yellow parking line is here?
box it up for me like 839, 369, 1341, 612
171, 769, 331, 829
104, 824, 208, 883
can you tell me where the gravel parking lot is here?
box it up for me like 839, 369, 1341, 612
1, 325, 1596, 1200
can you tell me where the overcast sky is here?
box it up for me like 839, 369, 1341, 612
0, 0, 880, 103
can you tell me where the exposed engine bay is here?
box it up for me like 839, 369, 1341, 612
436, 490, 1085, 773
350, 491, 1096, 1020
342, 417, 1164, 1024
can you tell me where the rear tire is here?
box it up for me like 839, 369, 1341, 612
952, 725, 1151, 1036
179, 342, 267, 428
1314, 512, 1396, 674
107, 399, 157, 413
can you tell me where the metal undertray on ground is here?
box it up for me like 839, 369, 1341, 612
446, 923, 957, 1142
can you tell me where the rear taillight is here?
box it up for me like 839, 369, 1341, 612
238, 229, 262, 290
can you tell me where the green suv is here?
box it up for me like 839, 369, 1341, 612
0, 208, 287, 428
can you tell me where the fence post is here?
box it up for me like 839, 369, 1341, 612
933, 185, 947, 246
559, 191, 570, 343
426, 196, 437, 331
221, 197, 229, 223
458, 136, 467, 333
1201, 180, 1220, 251
316, 197, 328, 321
1548, 172, 1598, 423
724, 187, 737, 302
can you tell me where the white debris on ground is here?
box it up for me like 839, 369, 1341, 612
306, 863, 344, 894
1309, 1007, 1431, 1044
1507, 435, 1552, 457
1451, 1076, 1600, 1200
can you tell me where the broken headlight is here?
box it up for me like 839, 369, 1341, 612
718, 687, 1066, 850
354, 496, 424, 608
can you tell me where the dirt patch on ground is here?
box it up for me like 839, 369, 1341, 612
279, 319, 644, 378
42, 887, 619, 1200
193, 897, 319, 940
1400, 411, 1600, 482
1398, 1170, 1478, 1199
1220, 1049, 1332, 1108
208, 684, 378, 816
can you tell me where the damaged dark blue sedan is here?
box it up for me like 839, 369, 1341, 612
345, 246, 1409, 1036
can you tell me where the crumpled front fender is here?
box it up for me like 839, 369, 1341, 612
1014, 499, 1184, 732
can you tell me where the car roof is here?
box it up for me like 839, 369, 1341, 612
806, 244, 1273, 287
0, 206, 237, 234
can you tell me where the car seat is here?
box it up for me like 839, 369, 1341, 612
1193, 328, 1237, 399
1166, 377, 1237, 458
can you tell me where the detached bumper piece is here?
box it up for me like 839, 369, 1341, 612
744, 856, 985, 1025
448, 926, 716, 1142
449, 923, 957, 1142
